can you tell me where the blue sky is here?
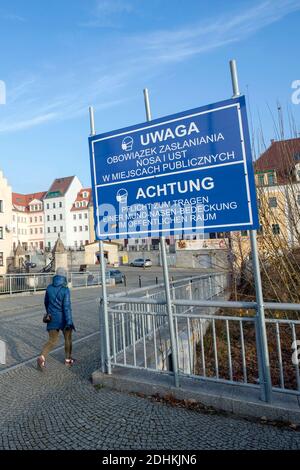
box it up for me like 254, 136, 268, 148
0, 0, 299, 193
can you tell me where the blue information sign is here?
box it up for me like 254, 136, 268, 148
89, 96, 259, 240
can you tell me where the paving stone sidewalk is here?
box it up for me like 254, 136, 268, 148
0, 336, 300, 450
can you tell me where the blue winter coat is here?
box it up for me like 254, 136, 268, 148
44, 275, 74, 331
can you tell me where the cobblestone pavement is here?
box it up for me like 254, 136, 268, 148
1, 335, 300, 450
1, 284, 300, 450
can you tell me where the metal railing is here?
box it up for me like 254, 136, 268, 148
101, 273, 300, 400
103, 273, 228, 370
0, 271, 111, 295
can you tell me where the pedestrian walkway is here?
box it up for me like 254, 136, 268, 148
0, 335, 300, 450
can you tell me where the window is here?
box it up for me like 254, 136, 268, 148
59, 202, 62, 208
60, 226, 63, 232
0, 252, 3, 266
79, 214, 82, 220
268, 173, 275, 185
47, 203, 49, 209
79, 226, 82, 232
257, 174, 265, 186
30, 229, 33, 235
35, 228, 38, 234
54, 226, 57, 233
241, 230, 248, 237
47, 215, 50, 222
0, 227, 3, 239
30, 217, 33, 223
73, 214, 76, 220
53, 215, 56, 221
60, 214, 63, 220
294, 153, 300, 162
257, 225, 263, 235
40, 228, 43, 234
48, 227, 51, 233
40, 216, 42, 222
85, 213, 88, 219
35, 217, 37, 223
74, 227, 77, 232
269, 197, 277, 208
85, 225, 88, 231
82, 191, 88, 198
0, 200, 3, 212
53, 203, 56, 209
272, 224, 280, 235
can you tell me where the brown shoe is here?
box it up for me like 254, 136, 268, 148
37, 355, 45, 371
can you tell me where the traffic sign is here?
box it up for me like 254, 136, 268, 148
89, 96, 259, 239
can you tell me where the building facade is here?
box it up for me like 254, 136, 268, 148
70, 188, 92, 249
44, 176, 82, 250
12, 192, 46, 252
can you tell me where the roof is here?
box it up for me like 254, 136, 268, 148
71, 188, 92, 211
44, 176, 75, 199
12, 192, 46, 211
255, 138, 300, 184
52, 235, 66, 254
14, 241, 25, 256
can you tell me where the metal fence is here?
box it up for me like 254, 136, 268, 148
0, 271, 111, 295
102, 274, 300, 400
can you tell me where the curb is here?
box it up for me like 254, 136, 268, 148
92, 368, 300, 425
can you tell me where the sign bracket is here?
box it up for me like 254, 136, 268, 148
143, 89, 180, 388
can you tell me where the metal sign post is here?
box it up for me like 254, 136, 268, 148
89, 106, 112, 375
143, 89, 180, 387
229, 60, 272, 402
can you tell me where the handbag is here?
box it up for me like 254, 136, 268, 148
43, 312, 52, 323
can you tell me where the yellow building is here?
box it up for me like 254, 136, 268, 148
231, 138, 300, 264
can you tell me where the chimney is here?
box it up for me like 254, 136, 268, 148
270, 139, 275, 144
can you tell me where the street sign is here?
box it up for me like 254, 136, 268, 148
89, 96, 259, 240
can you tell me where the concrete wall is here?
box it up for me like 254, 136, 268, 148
122, 248, 229, 271
123, 251, 161, 266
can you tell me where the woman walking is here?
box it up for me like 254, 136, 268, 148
37, 267, 75, 370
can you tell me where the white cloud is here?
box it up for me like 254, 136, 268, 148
0, 113, 57, 133
1, 13, 26, 22
82, 0, 133, 27
138, 0, 300, 64
2, 0, 300, 134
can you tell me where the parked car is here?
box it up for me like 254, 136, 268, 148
130, 258, 152, 268
24, 261, 37, 269
107, 269, 124, 284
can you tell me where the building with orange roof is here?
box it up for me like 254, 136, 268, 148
70, 188, 94, 248
44, 176, 82, 250
12, 191, 46, 252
